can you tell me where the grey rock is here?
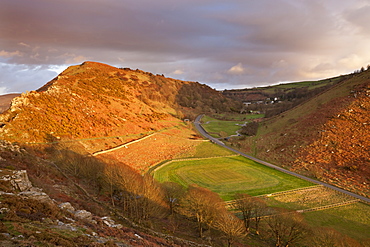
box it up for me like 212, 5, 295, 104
74, 210, 92, 221
19, 189, 53, 204
58, 202, 75, 213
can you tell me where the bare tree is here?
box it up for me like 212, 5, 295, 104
233, 193, 254, 232
233, 194, 268, 235
266, 210, 309, 247
252, 197, 268, 235
140, 174, 167, 220
103, 164, 121, 207
214, 210, 246, 247
310, 227, 362, 247
180, 185, 224, 238
162, 181, 185, 215
103, 163, 144, 220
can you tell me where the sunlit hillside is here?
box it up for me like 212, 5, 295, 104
0, 61, 240, 152
230, 69, 370, 197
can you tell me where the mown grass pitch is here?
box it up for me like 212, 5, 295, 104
153, 155, 314, 200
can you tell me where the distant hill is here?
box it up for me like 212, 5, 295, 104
0, 93, 21, 113
231, 69, 370, 197
0, 61, 240, 146
223, 75, 350, 117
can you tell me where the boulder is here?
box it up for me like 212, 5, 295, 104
74, 210, 92, 221
19, 189, 53, 204
101, 216, 123, 229
1, 170, 32, 192
58, 202, 75, 213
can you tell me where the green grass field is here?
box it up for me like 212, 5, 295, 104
206, 113, 265, 121
187, 141, 235, 158
201, 115, 245, 137
154, 155, 314, 200
200, 114, 264, 138
303, 202, 370, 243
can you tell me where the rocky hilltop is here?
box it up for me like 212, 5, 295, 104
0, 61, 239, 147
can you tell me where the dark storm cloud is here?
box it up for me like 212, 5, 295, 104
1, 0, 370, 93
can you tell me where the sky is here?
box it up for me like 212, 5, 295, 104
1, 0, 370, 94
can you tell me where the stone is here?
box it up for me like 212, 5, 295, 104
74, 210, 92, 221
58, 202, 75, 213
9, 170, 32, 192
0, 207, 9, 213
101, 216, 122, 229
19, 188, 53, 204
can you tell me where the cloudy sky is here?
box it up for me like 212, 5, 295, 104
1, 0, 370, 94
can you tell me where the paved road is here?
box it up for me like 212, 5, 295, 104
194, 115, 370, 203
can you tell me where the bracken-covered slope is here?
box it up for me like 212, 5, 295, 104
0, 61, 239, 147
292, 79, 370, 197
235, 70, 370, 197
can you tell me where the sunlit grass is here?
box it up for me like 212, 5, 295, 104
154, 155, 314, 200
186, 141, 235, 158
201, 116, 245, 137
303, 202, 370, 242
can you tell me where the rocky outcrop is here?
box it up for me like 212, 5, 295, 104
101, 216, 123, 229
0, 169, 53, 204
74, 210, 93, 221
57, 202, 122, 228
7, 170, 32, 191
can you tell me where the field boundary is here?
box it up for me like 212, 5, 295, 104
296, 199, 360, 213
92, 133, 157, 156
256, 185, 324, 197
231, 199, 361, 216
226, 185, 324, 206
93, 127, 209, 157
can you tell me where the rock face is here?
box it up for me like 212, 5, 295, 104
0, 169, 53, 204
9, 170, 32, 191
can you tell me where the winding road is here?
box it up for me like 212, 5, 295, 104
194, 115, 370, 203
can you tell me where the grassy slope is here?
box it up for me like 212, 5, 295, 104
186, 141, 235, 158
201, 115, 245, 137
97, 125, 202, 173
304, 202, 370, 242
252, 75, 344, 93
201, 114, 264, 137
261, 76, 344, 93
